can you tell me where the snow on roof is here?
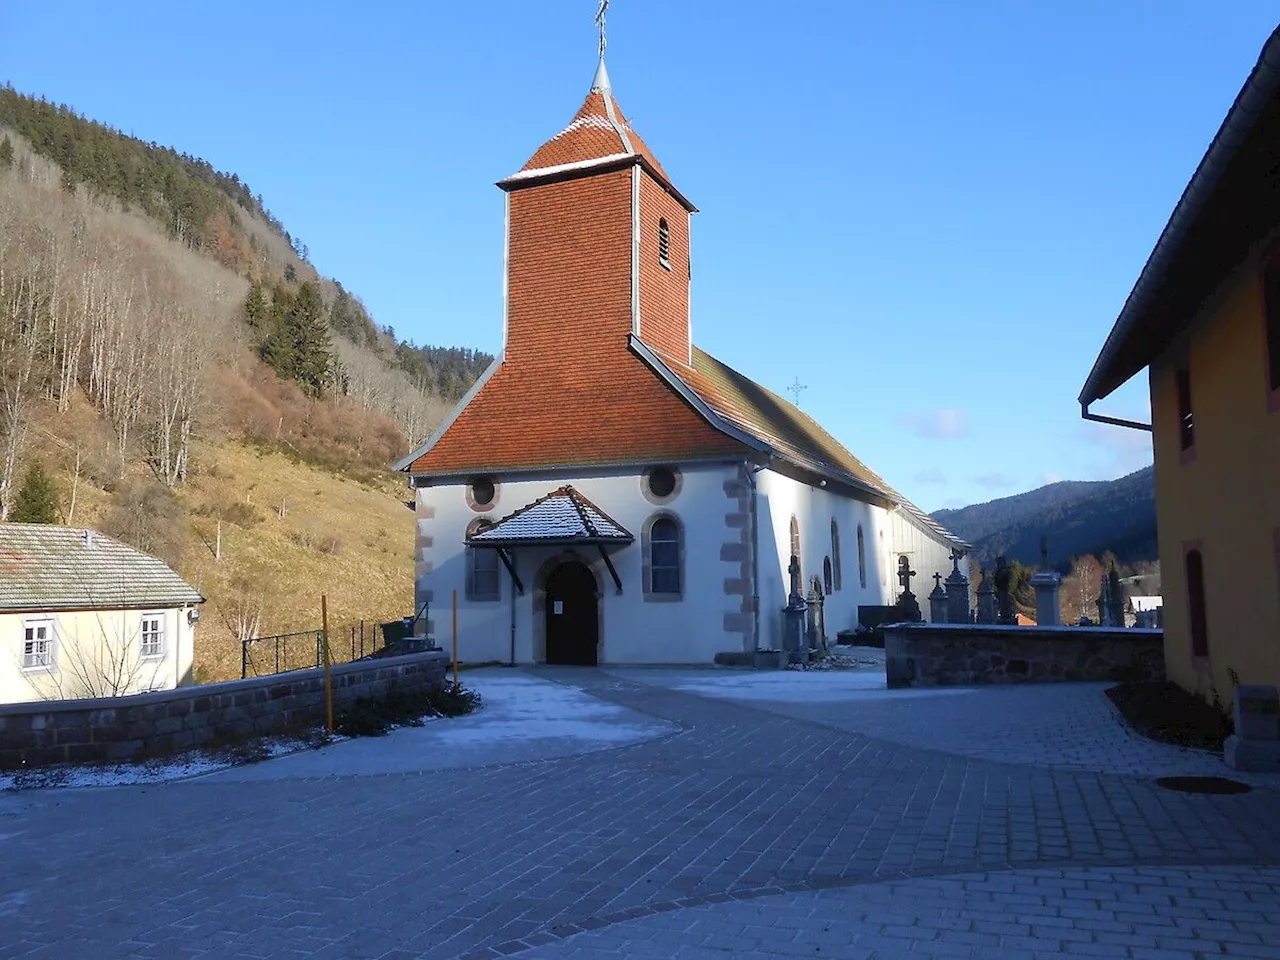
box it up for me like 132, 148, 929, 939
0, 524, 204, 613
468, 486, 633, 546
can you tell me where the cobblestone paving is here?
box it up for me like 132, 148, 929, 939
618, 667, 1280, 783
522, 865, 1280, 958
2, 669, 1279, 959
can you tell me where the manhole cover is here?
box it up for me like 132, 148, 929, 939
1155, 776, 1252, 795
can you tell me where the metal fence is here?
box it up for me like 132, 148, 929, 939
239, 610, 424, 680
241, 631, 324, 679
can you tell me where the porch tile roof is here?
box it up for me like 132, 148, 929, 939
468, 486, 633, 547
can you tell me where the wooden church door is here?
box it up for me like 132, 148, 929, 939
545, 562, 599, 665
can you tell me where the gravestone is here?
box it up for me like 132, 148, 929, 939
806, 577, 826, 653
896, 555, 923, 622
1107, 564, 1125, 628
976, 567, 996, 625
782, 554, 808, 662
928, 572, 948, 624
945, 551, 971, 624
1224, 685, 1280, 771
1028, 535, 1062, 627
993, 556, 1017, 625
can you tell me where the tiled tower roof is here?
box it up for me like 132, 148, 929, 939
501, 59, 673, 189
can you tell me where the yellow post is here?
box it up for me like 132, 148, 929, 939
452, 588, 459, 685
321, 594, 334, 736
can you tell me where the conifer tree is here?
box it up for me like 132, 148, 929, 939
9, 462, 60, 524
0, 135, 13, 168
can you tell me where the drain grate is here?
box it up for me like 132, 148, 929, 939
1155, 776, 1252, 795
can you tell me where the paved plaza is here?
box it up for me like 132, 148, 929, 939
2, 662, 1280, 958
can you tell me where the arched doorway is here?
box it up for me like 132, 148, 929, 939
545, 561, 599, 665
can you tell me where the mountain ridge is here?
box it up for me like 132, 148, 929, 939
933, 465, 1156, 568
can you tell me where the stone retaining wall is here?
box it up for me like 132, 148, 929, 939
0, 649, 449, 768
884, 623, 1164, 688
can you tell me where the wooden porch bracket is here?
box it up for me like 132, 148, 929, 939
598, 545, 623, 594
497, 548, 525, 595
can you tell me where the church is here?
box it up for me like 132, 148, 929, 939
396, 53, 967, 666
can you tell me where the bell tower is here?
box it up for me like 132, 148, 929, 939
497, 53, 696, 369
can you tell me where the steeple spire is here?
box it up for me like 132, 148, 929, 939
592, 1, 611, 91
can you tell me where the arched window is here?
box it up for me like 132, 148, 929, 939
647, 515, 682, 596
789, 515, 802, 584
466, 519, 500, 602
1186, 548, 1209, 658
823, 557, 833, 595
857, 524, 867, 589
830, 519, 842, 591
658, 218, 671, 268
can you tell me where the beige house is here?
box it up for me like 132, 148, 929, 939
0, 524, 203, 704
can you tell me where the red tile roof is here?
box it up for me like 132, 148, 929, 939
509, 89, 669, 184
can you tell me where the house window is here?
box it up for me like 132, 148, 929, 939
823, 557, 833, 594
857, 524, 867, 589
789, 515, 802, 584
22, 620, 53, 669
658, 218, 671, 269
1176, 368, 1194, 451
649, 515, 681, 595
1264, 258, 1280, 393
141, 614, 165, 659
830, 520, 842, 591
466, 519, 501, 601
1186, 548, 1209, 659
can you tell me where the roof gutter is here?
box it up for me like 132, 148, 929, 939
1080, 402, 1152, 433
1079, 26, 1280, 406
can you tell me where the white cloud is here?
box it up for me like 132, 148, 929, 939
974, 472, 1013, 489
1080, 422, 1154, 478
914, 467, 946, 485
897, 409, 970, 440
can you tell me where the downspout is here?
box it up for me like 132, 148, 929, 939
746, 456, 771, 652
510, 564, 517, 667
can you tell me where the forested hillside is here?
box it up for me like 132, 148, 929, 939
0, 85, 491, 681
933, 466, 1156, 568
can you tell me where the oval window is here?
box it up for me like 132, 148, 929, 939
469, 477, 495, 507
647, 466, 677, 499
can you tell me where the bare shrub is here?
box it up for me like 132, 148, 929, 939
101, 479, 187, 568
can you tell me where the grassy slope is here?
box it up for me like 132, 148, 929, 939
55, 406, 415, 683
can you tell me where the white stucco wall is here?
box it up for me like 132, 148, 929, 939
2, 605, 197, 705
756, 469, 963, 643
886, 509, 961, 620
415, 462, 750, 665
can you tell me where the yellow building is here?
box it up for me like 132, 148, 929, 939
1080, 27, 1280, 704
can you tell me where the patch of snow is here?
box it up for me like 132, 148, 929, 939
0, 733, 321, 792
643, 669, 975, 704
202, 671, 675, 782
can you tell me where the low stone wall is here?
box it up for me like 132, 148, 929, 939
884, 623, 1164, 688
0, 649, 449, 768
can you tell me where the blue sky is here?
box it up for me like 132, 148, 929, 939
4, 2, 1276, 511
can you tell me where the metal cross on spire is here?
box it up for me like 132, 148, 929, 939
595, 0, 609, 59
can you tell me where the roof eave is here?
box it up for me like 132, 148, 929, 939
497, 154, 697, 213
394, 353, 504, 473
469, 536, 634, 548
1079, 26, 1280, 405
